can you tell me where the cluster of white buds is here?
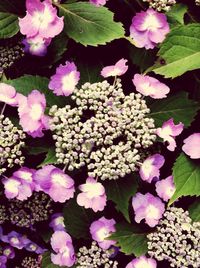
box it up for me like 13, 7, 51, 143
16, 256, 42, 268
147, 207, 200, 268
0, 205, 8, 224
76, 241, 118, 268
49, 79, 156, 180
143, 0, 176, 11
0, 115, 26, 174
195, 0, 200, 5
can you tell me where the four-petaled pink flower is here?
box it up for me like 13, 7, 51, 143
101, 58, 128, 78
130, 8, 170, 49
77, 177, 107, 212
49, 61, 80, 96
156, 119, 184, 151
126, 256, 157, 268
2, 167, 35, 201
50, 231, 76, 267
182, 133, 200, 159
133, 74, 170, 99
155, 175, 175, 202
34, 165, 75, 203
90, 216, 116, 249
132, 192, 165, 227
139, 154, 165, 183
90, 0, 108, 6
17, 90, 49, 138
0, 83, 19, 106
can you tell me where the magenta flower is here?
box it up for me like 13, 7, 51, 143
2, 167, 35, 201
132, 192, 165, 227
156, 119, 184, 151
19, 0, 64, 39
2, 246, 15, 259
77, 177, 107, 212
50, 231, 76, 267
126, 256, 157, 268
49, 61, 80, 96
25, 240, 46, 254
90, 0, 108, 6
34, 165, 75, 203
101, 58, 128, 78
23, 36, 51, 56
90, 217, 116, 249
156, 176, 175, 202
0, 83, 19, 106
182, 133, 200, 159
49, 213, 65, 231
139, 154, 165, 183
130, 8, 170, 49
132, 74, 170, 99
17, 90, 49, 138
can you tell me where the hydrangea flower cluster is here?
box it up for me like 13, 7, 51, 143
49, 78, 156, 180
142, 0, 176, 12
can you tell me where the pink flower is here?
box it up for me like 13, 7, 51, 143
17, 90, 49, 138
139, 154, 165, 183
2, 167, 35, 201
49, 61, 80, 96
155, 176, 175, 202
19, 0, 64, 39
156, 119, 184, 151
132, 74, 170, 99
77, 177, 107, 212
23, 36, 51, 56
132, 192, 165, 227
182, 133, 200, 159
34, 165, 75, 203
130, 8, 170, 49
101, 58, 128, 78
0, 83, 19, 106
49, 213, 65, 232
50, 231, 76, 267
126, 256, 157, 268
90, 0, 108, 6
90, 217, 116, 249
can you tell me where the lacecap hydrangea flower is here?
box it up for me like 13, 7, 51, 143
133, 74, 170, 99
132, 192, 165, 227
22, 36, 51, 57
77, 177, 107, 212
126, 256, 157, 268
130, 8, 170, 49
101, 58, 128, 78
182, 133, 200, 159
49, 213, 65, 231
155, 175, 175, 202
90, 216, 116, 249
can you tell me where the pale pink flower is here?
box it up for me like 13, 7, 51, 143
101, 58, 128, 78
155, 176, 175, 202
182, 133, 200, 159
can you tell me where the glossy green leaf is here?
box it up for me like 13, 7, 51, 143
188, 199, 200, 222
38, 148, 57, 168
0, 12, 19, 38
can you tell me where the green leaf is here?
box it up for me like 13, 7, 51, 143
58, 2, 124, 46
106, 175, 138, 222
6, 75, 66, 107
42, 252, 66, 268
38, 148, 57, 168
167, 3, 187, 27
149, 91, 199, 127
110, 222, 148, 257
27, 146, 49, 156
63, 198, 94, 239
0, 12, 19, 39
188, 199, 200, 222
78, 61, 103, 84
152, 24, 200, 78
169, 153, 200, 205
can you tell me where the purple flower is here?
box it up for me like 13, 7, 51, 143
77, 177, 107, 212
132, 74, 170, 99
50, 231, 76, 267
126, 256, 157, 268
132, 192, 165, 227
155, 176, 175, 202
23, 36, 51, 56
101, 58, 128, 78
156, 118, 184, 151
34, 165, 75, 203
90, 0, 108, 6
90, 217, 116, 249
130, 8, 170, 49
49, 213, 65, 231
17, 90, 49, 137
0, 83, 19, 106
19, 0, 64, 39
2, 246, 15, 259
182, 133, 200, 159
139, 154, 165, 183
0, 256, 7, 268
1, 231, 28, 249
49, 61, 80, 96
2, 167, 35, 201
25, 240, 46, 254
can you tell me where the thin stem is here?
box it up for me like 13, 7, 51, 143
1, 103, 6, 116
63, 164, 68, 172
